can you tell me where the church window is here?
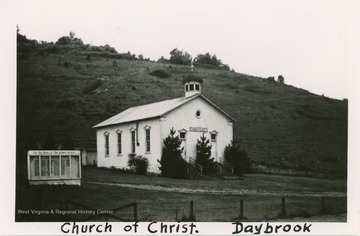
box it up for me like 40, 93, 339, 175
116, 130, 122, 155
104, 132, 110, 156
196, 110, 201, 118
146, 129, 151, 152
131, 130, 136, 153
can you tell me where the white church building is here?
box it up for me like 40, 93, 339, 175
93, 77, 236, 173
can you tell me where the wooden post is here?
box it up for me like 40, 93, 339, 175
320, 197, 325, 215
189, 200, 196, 221
134, 202, 138, 221
280, 197, 286, 218
240, 199, 244, 219
281, 197, 286, 216
190, 200, 194, 215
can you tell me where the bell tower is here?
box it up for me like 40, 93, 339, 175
184, 80, 202, 98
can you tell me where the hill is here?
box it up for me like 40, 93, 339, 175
16, 33, 347, 178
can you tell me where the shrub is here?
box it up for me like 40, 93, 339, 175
224, 141, 251, 176
128, 154, 148, 175
266, 76, 276, 83
157, 56, 169, 63
158, 128, 188, 178
149, 69, 170, 78
82, 80, 103, 94
56, 36, 71, 45
277, 75, 285, 84
196, 134, 215, 175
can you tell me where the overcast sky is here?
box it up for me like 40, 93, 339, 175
12, 0, 360, 99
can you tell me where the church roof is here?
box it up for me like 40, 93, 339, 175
93, 94, 236, 128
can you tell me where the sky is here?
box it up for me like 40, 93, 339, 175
9, 0, 360, 99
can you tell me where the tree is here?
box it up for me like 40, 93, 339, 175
194, 52, 222, 67
69, 31, 75, 41
55, 32, 83, 46
56, 36, 71, 45
267, 76, 276, 83
157, 56, 169, 63
158, 128, 188, 178
224, 141, 250, 176
196, 134, 215, 175
277, 75, 285, 84
169, 48, 192, 65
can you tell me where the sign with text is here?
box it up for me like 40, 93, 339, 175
189, 127, 208, 132
27, 150, 81, 185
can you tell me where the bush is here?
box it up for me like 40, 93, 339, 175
128, 154, 148, 175
158, 128, 188, 178
277, 75, 285, 84
266, 76, 276, 83
149, 69, 170, 78
224, 141, 251, 176
82, 80, 103, 94
56, 36, 71, 45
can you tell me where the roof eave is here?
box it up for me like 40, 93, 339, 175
93, 115, 162, 129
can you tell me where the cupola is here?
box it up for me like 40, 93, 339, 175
182, 75, 203, 98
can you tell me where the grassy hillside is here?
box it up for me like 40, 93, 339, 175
16, 34, 347, 178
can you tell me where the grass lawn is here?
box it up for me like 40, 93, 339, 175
16, 166, 347, 222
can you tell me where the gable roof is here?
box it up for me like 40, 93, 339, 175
93, 94, 236, 128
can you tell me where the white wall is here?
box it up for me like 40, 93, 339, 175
161, 97, 234, 163
96, 118, 162, 173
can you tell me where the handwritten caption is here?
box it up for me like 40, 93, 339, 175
60, 222, 312, 234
